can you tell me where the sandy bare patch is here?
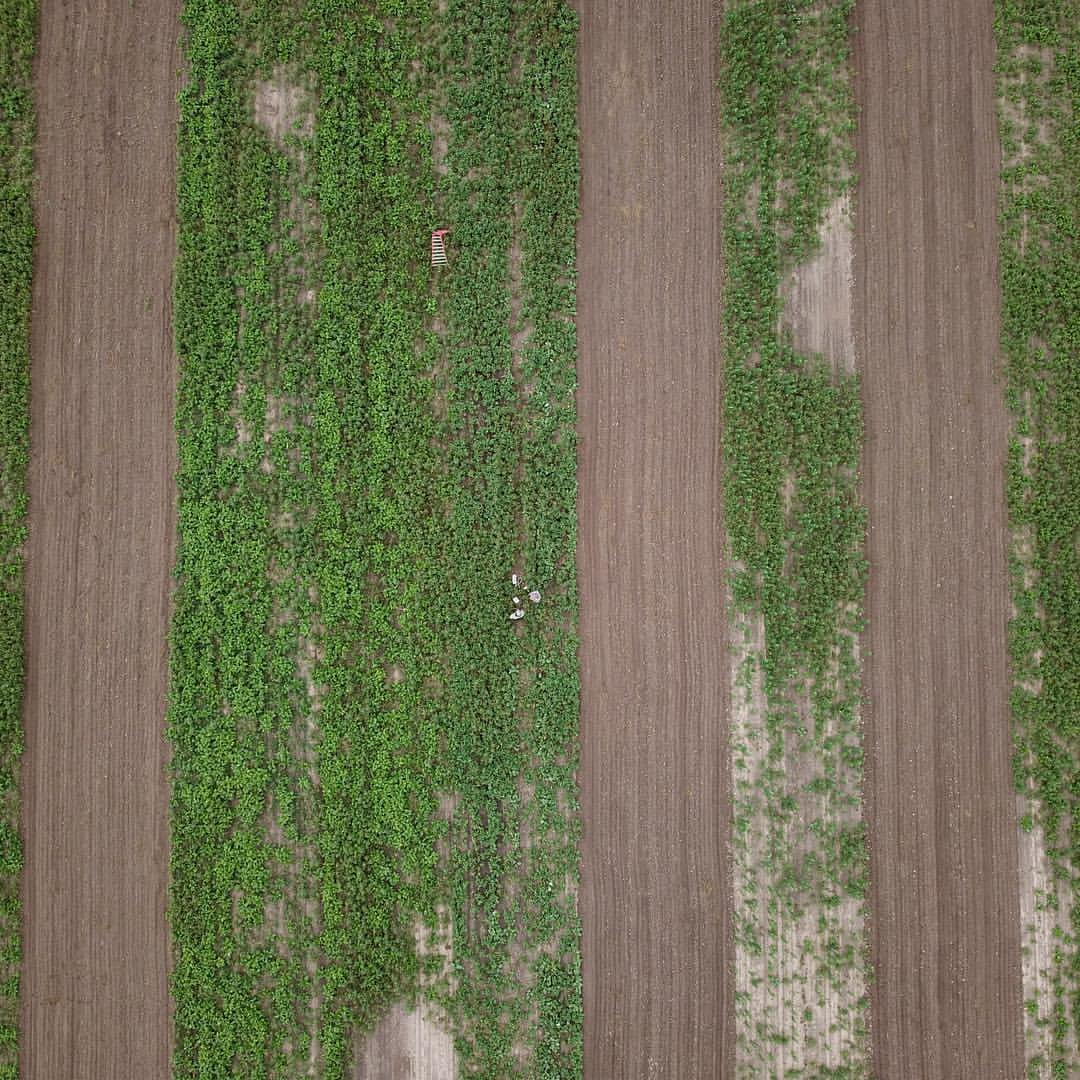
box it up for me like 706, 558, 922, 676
1000, 46, 1055, 261
254, 65, 314, 146
1016, 802, 1079, 1076
354, 1002, 456, 1080
1000, 18, 1069, 1033
297, 621, 326, 712
508, 221, 533, 389
431, 115, 450, 179
780, 194, 855, 375
1010, 400, 1074, 1074
355, 913, 457, 1080
730, 611, 768, 1067
730, 607, 867, 1076
731, 102, 866, 1077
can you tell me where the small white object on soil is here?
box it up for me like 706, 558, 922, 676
513, 596, 520, 605
510, 609, 525, 621
529, 590, 541, 603
511, 573, 519, 586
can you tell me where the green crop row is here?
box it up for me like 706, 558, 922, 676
0, 2, 35, 1075
995, 1, 1080, 1075
720, 0, 870, 1073
171, 1, 441, 1074
425, 1, 580, 1074
170, 1, 579, 1076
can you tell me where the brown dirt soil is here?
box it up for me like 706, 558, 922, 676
576, 2, 732, 1076
854, 1, 1025, 1076
21, 2, 180, 1077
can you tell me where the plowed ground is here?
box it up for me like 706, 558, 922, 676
855, 1, 1024, 1076
22, 2, 179, 1077
579, 0, 1027, 1076
577, 1, 733, 1076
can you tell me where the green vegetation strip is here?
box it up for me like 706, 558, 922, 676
996, 0, 1080, 1075
0, 1, 35, 1074
720, 0, 869, 1073
170, 1, 579, 1076
429, 1, 580, 1073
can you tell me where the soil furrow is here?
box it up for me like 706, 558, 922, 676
577, 2, 731, 1076
854, 1, 1024, 1076
22, 3, 179, 1076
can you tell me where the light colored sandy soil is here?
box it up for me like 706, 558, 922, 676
354, 915, 457, 1080
729, 613, 769, 1067
780, 195, 855, 375
730, 604, 868, 1076
732, 143, 867, 1078
1011, 423, 1071, 1076
1015, 802, 1077, 1075
254, 66, 314, 146
354, 1003, 456, 1080
1001, 43, 1076, 1072
21, 2, 180, 1076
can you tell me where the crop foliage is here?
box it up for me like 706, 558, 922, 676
0, 1, 35, 1075
170, 1, 579, 1076
996, 1, 1080, 1075
720, 0, 870, 1073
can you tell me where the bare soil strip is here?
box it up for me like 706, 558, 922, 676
577, 2, 732, 1076
854, 1, 1024, 1076
22, 2, 179, 1076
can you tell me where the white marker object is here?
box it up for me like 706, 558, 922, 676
510, 609, 525, 621
529, 590, 541, 603
511, 573, 519, 586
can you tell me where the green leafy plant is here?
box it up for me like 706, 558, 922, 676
995, 1, 1080, 1073
720, 1, 870, 1073
0, 2, 36, 1074
169, 1, 579, 1076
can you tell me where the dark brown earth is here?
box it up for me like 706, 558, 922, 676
854, 1, 1025, 1076
576, 2, 732, 1076
21, 2, 180, 1077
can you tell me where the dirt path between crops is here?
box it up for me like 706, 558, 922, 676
854, 1, 1025, 1076
576, 2, 732, 1077
21, 2, 180, 1077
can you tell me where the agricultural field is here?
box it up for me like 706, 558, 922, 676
21, 0, 178, 1076
6, 1, 1080, 1079
0, 2, 34, 1076
169, 1, 578, 1076
855, 0, 1026, 1076
576, 1, 732, 1075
